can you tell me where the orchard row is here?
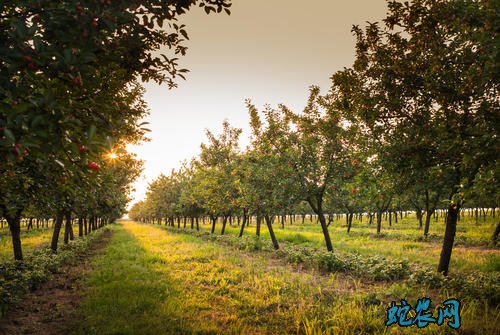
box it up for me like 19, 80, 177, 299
0, 1, 232, 260
130, 0, 498, 277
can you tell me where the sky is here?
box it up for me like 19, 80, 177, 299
127, 0, 388, 206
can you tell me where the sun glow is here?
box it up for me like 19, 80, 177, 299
108, 152, 118, 160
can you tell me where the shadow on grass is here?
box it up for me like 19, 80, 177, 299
70, 225, 217, 335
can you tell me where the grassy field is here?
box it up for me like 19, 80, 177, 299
69, 221, 498, 334
0, 226, 56, 261
191, 214, 499, 274
0, 215, 498, 334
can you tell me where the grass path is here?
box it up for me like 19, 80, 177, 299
72, 222, 389, 334
71, 222, 499, 334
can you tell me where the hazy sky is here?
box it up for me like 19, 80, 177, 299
127, 0, 388, 205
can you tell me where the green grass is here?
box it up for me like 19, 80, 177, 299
187, 214, 499, 274
0, 226, 58, 262
71, 222, 499, 335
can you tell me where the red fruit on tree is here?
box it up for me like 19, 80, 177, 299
16, 156, 23, 162
22, 149, 28, 156
79, 145, 88, 153
15, 143, 21, 148
351, 187, 358, 194
87, 161, 99, 171
73, 76, 83, 86
91, 18, 98, 27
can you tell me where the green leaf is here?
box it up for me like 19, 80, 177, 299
4, 128, 15, 143
88, 125, 97, 139
180, 29, 189, 40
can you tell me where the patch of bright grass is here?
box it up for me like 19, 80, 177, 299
72, 222, 499, 334
0, 227, 65, 262
185, 214, 499, 273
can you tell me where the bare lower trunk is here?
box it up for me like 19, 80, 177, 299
376, 211, 382, 234
51, 213, 64, 252
492, 220, 500, 245
424, 210, 433, 237
64, 212, 72, 244
437, 203, 460, 276
6, 211, 23, 260
238, 210, 247, 238
318, 212, 333, 252
347, 213, 353, 233
307, 198, 333, 252
221, 216, 228, 235
264, 215, 279, 250
78, 217, 83, 237
256, 215, 261, 237
210, 216, 216, 234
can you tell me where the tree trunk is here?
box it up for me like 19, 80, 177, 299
264, 215, 279, 250
437, 203, 460, 276
210, 216, 216, 234
318, 212, 333, 251
347, 213, 353, 233
307, 197, 333, 252
256, 215, 261, 236
376, 211, 382, 234
416, 208, 423, 228
64, 212, 72, 244
492, 220, 500, 245
238, 210, 247, 238
51, 213, 64, 252
78, 217, 83, 237
6, 210, 23, 260
221, 216, 228, 235
424, 210, 433, 237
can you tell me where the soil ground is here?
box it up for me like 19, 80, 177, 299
0, 230, 113, 335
